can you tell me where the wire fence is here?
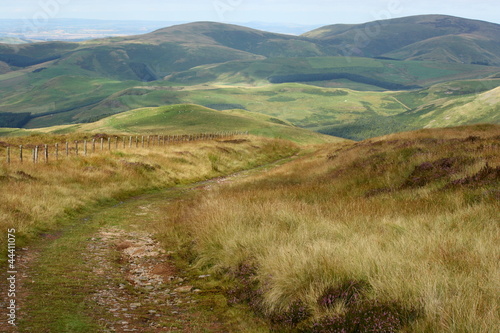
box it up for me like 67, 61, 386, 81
1, 131, 248, 165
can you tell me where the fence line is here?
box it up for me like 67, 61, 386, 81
2, 131, 248, 165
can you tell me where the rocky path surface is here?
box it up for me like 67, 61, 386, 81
84, 227, 223, 332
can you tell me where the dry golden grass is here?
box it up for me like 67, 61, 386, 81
156, 124, 500, 332
0, 135, 298, 251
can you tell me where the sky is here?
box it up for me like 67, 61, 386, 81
2, 0, 499, 25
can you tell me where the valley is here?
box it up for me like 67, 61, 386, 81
0, 15, 499, 139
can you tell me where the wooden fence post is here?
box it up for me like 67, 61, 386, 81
34, 146, 39, 163
115, 137, 118, 150
44, 144, 49, 163
19, 145, 23, 163
84, 140, 87, 156
75, 141, 79, 156
92, 139, 96, 153
100, 138, 104, 151
108, 137, 111, 151
66, 142, 69, 157
6, 147, 10, 164
129, 136, 132, 148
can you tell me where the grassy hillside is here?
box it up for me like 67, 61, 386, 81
2, 72, 499, 141
7, 104, 342, 145
303, 15, 500, 66
2, 16, 499, 76
320, 80, 500, 140
0, 22, 323, 83
60, 84, 408, 131
79, 81, 500, 133
157, 124, 500, 332
166, 56, 500, 88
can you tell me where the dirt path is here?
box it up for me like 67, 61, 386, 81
84, 227, 226, 332
1, 156, 296, 332
391, 97, 412, 111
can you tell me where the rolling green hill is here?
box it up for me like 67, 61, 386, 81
304, 15, 500, 66
22, 83, 407, 129
5, 77, 500, 142
0, 22, 324, 82
23, 104, 342, 144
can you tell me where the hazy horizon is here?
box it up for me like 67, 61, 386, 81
2, 0, 499, 26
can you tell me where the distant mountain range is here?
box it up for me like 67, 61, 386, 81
0, 15, 499, 136
1, 15, 500, 80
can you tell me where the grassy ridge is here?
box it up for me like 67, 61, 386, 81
1, 104, 341, 145
155, 124, 500, 332
303, 15, 500, 66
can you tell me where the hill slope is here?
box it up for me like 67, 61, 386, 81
161, 123, 500, 332
319, 81, 500, 140
303, 15, 500, 66
0, 22, 324, 82
44, 104, 342, 144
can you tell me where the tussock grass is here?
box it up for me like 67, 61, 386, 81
157, 124, 500, 332
0, 135, 299, 255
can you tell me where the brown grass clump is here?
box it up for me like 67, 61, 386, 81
158, 124, 499, 332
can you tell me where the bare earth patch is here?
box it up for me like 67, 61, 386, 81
84, 228, 218, 332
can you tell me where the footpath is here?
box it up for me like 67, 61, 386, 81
0, 156, 297, 332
